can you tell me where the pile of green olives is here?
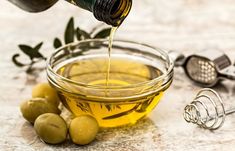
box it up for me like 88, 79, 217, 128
20, 83, 99, 145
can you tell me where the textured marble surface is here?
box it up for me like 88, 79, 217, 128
1, 0, 235, 150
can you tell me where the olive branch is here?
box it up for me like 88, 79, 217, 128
12, 17, 112, 74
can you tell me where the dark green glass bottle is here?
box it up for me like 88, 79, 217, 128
8, 0, 132, 26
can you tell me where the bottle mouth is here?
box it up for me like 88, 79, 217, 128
93, 0, 132, 26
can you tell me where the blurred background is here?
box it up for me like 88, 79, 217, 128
2, 0, 235, 52
1, 0, 235, 104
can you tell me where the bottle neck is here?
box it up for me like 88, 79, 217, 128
93, 0, 132, 26
71, 0, 132, 27
8, 0, 132, 27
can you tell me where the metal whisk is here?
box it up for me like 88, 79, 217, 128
169, 49, 235, 87
183, 88, 235, 130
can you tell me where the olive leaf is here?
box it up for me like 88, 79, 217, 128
53, 18, 111, 50
12, 42, 46, 74
136, 100, 153, 113
13, 17, 113, 75
12, 54, 26, 67
32, 42, 46, 59
105, 104, 112, 112
102, 99, 154, 120
102, 103, 141, 120
54, 38, 62, 49
76, 102, 93, 114
93, 28, 112, 39
64, 17, 75, 44
76, 27, 91, 40
18, 42, 45, 60
76, 28, 81, 41
103, 104, 121, 112
26, 64, 34, 74
18, 45, 35, 59
34, 42, 43, 52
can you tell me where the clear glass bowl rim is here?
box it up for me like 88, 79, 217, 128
46, 39, 174, 90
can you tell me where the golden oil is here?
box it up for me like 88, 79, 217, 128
56, 57, 165, 127
106, 27, 118, 88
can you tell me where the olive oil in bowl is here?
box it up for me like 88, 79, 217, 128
47, 40, 174, 127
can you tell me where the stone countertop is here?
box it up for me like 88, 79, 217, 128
1, 0, 235, 150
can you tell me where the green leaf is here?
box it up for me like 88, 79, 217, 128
105, 104, 112, 111
102, 103, 141, 120
54, 38, 62, 49
136, 100, 152, 113
26, 64, 34, 74
19, 43, 45, 60
76, 28, 81, 41
33, 42, 43, 52
12, 54, 26, 67
33, 42, 46, 59
18, 44, 34, 59
33, 52, 45, 59
76, 28, 91, 40
93, 28, 112, 39
64, 17, 75, 44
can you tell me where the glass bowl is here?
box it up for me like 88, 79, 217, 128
47, 39, 174, 128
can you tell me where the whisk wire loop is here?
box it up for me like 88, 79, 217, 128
195, 94, 218, 128
191, 100, 207, 126
184, 104, 200, 124
183, 88, 227, 130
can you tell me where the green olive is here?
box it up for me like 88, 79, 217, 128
69, 115, 99, 145
20, 98, 61, 123
34, 113, 67, 144
32, 83, 60, 106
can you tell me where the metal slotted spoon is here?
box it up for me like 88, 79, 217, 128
169, 49, 235, 87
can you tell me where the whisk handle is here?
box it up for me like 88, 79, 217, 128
225, 108, 235, 115
204, 108, 235, 122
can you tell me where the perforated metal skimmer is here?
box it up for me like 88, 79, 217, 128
169, 49, 235, 87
